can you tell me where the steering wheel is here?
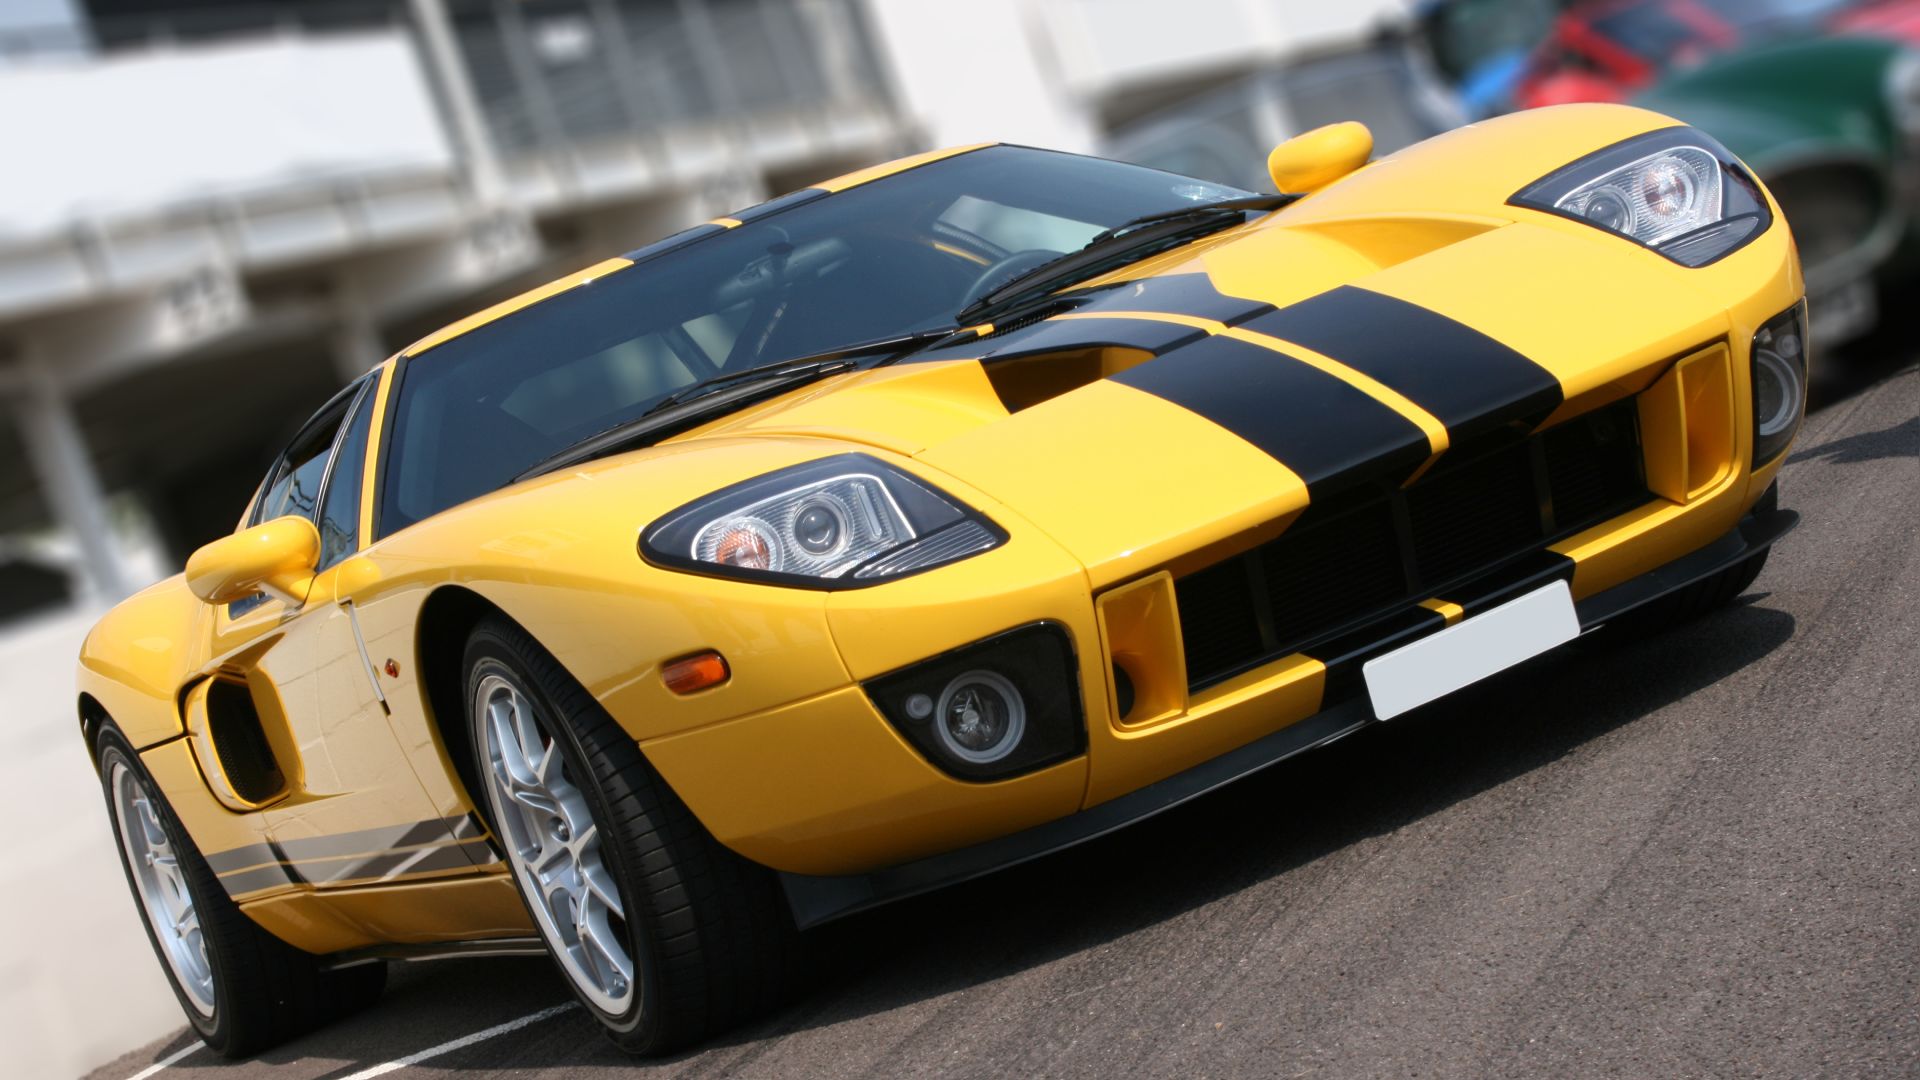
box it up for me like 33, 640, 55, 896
959, 248, 1062, 309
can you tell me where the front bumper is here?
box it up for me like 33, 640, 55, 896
640, 325, 1794, 887
780, 498, 1797, 929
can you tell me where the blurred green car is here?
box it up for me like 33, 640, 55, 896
1633, 35, 1920, 345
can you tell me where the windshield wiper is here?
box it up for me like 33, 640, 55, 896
514, 328, 960, 481
642, 328, 957, 416
954, 192, 1298, 326
1084, 193, 1300, 246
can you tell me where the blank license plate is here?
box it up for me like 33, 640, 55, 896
1363, 580, 1579, 720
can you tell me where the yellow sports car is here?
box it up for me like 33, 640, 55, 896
81, 103, 1804, 1056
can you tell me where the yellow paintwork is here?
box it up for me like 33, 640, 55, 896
241, 872, 529, 956
79, 104, 1807, 953
183, 516, 321, 605
811, 143, 993, 192
1268, 120, 1374, 193
401, 257, 632, 357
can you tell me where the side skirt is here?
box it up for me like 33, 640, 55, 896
322, 937, 547, 971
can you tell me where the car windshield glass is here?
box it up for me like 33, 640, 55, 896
377, 146, 1245, 536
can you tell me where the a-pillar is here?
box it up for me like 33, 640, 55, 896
6, 343, 134, 603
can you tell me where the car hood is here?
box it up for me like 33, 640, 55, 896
654, 106, 1789, 587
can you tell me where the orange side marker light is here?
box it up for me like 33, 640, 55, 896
663, 651, 730, 695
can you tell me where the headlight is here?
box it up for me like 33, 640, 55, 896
640, 454, 1005, 587
1751, 301, 1808, 467
1512, 126, 1772, 267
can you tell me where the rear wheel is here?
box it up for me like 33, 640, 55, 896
96, 725, 384, 1057
463, 617, 796, 1055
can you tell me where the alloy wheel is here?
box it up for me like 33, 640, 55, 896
476, 673, 637, 1014
111, 759, 215, 1016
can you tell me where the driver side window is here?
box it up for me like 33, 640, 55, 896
231, 378, 368, 616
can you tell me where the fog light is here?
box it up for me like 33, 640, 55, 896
1751, 301, 1808, 466
862, 622, 1084, 782
933, 671, 1025, 764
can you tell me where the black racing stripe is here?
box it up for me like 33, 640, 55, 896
1447, 551, 1576, 618
1081, 273, 1276, 325
1305, 605, 1449, 703
258, 816, 459, 867
902, 310, 1210, 367
1112, 335, 1432, 496
205, 841, 281, 877
621, 222, 725, 264
980, 315, 1208, 362
728, 187, 829, 223
304, 840, 497, 885
208, 815, 468, 877
224, 841, 494, 898
222, 864, 301, 899
1243, 286, 1564, 441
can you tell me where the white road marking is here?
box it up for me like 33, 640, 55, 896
338, 1002, 579, 1079
125, 1040, 203, 1080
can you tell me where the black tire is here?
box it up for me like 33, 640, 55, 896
95, 724, 385, 1057
1611, 484, 1778, 633
463, 617, 797, 1055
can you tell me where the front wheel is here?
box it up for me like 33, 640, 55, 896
96, 725, 384, 1056
463, 618, 796, 1055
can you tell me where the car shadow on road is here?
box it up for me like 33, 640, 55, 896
739, 602, 1800, 1045
133, 599, 1795, 1077
1788, 412, 1920, 467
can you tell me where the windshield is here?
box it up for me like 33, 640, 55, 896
376, 145, 1245, 536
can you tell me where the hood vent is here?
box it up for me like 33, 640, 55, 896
984, 345, 1156, 413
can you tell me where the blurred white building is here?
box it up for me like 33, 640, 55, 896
0, 0, 1436, 617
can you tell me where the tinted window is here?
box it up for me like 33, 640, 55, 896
379, 146, 1246, 536
256, 386, 358, 528
317, 382, 376, 570
231, 381, 360, 617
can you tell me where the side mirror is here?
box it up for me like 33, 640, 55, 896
1268, 121, 1374, 195
185, 516, 321, 606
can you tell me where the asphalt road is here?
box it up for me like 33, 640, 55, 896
90, 350, 1919, 1080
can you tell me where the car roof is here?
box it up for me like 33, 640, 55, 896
398, 143, 996, 359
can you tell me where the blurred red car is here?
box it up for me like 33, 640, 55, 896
1835, 0, 1920, 40
1516, 0, 1920, 110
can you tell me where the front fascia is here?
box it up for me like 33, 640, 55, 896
634, 137, 1805, 876
640, 460, 1101, 877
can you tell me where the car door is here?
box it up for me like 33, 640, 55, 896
189, 374, 470, 896
283, 366, 492, 886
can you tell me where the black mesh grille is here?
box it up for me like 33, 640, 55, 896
1174, 399, 1649, 690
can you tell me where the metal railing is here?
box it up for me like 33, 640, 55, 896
445, 0, 894, 160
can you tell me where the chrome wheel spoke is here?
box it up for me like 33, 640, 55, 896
476, 672, 637, 1014
579, 899, 633, 988
579, 847, 623, 919
111, 761, 215, 1018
